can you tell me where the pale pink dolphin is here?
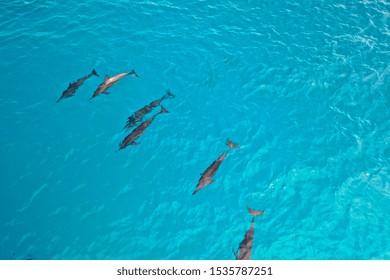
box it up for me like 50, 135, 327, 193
90, 70, 138, 100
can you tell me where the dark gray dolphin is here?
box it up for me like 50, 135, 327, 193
117, 106, 168, 151
90, 70, 138, 100
192, 140, 239, 195
233, 207, 265, 260
192, 151, 227, 195
125, 90, 174, 129
57, 69, 99, 103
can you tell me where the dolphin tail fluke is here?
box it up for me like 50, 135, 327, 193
160, 106, 169, 114
247, 207, 265, 217
226, 139, 240, 149
92, 69, 99, 77
130, 70, 139, 78
161, 90, 175, 101
166, 90, 175, 98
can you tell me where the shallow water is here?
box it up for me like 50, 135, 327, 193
0, 0, 389, 259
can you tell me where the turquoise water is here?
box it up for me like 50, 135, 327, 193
1, 0, 389, 260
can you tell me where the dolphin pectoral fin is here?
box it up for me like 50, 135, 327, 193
102, 92, 110, 95
209, 179, 215, 184
131, 141, 140, 146
105, 75, 109, 81
232, 248, 238, 260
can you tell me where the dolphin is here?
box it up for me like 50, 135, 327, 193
192, 140, 239, 195
90, 70, 139, 100
233, 207, 265, 260
57, 69, 99, 103
192, 151, 227, 195
117, 106, 168, 151
125, 90, 174, 129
